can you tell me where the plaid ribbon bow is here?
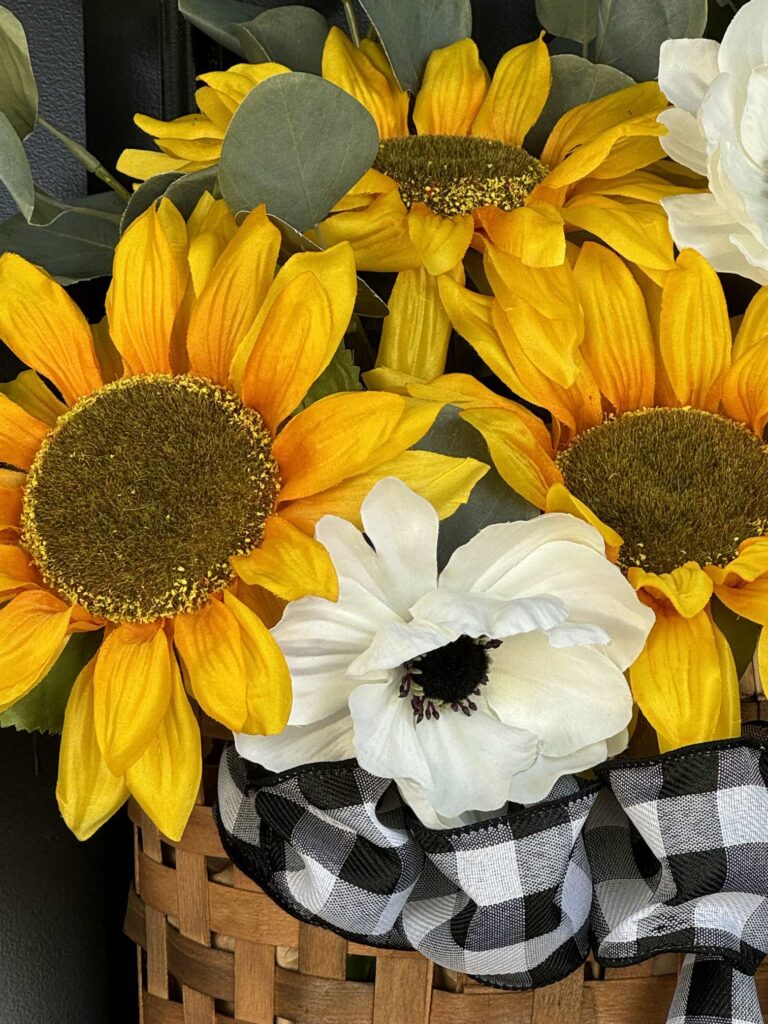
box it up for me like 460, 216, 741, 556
586, 726, 768, 1024
216, 744, 600, 989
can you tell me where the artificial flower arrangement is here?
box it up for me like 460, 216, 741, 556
2, 0, 768, 1021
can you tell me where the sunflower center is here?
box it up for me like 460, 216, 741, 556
399, 635, 499, 722
373, 135, 548, 217
21, 374, 280, 623
558, 407, 768, 574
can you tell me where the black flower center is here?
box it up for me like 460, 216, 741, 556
374, 134, 548, 218
22, 373, 281, 622
400, 634, 499, 722
558, 407, 768, 574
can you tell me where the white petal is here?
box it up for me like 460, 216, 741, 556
395, 777, 506, 829
439, 513, 605, 595
273, 578, 400, 725
348, 617, 456, 677
486, 632, 633, 757
545, 622, 611, 648
507, 741, 609, 806
718, 140, 768, 243
659, 37, 721, 114
662, 192, 768, 283
606, 729, 629, 758
409, 588, 568, 641
349, 681, 434, 787
718, 0, 768, 84
740, 64, 768, 167
700, 72, 742, 148
235, 709, 356, 772
730, 227, 768, 283
658, 108, 709, 175
314, 515, 394, 607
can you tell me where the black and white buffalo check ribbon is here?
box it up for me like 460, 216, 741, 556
586, 725, 768, 1024
215, 744, 600, 989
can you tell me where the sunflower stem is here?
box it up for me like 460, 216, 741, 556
37, 116, 131, 201
343, 0, 362, 46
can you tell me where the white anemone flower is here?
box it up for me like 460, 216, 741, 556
235, 479, 654, 829
658, 0, 768, 284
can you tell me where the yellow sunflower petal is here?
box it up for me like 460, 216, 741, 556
133, 111, 224, 142
93, 621, 173, 776
106, 200, 189, 375
712, 619, 741, 741
90, 318, 123, 384
186, 205, 281, 385
274, 392, 440, 503
0, 254, 103, 405
279, 450, 487, 533
705, 538, 768, 625
659, 248, 731, 411
199, 62, 290, 102
628, 562, 714, 618
0, 543, 39, 593
0, 591, 72, 712
544, 484, 622, 560
116, 149, 200, 181
477, 203, 566, 267
232, 514, 338, 602
0, 477, 23, 534
320, 190, 421, 272
574, 242, 655, 411
235, 243, 356, 433
413, 38, 489, 136
629, 607, 731, 751
174, 591, 291, 734
721, 336, 768, 435
57, 657, 129, 841
0, 393, 50, 470
562, 196, 674, 273
124, 658, 201, 842
471, 36, 550, 146
377, 266, 457, 380
322, 26, 407, 138
406, 203, 474, 276
0, 370, 67, 426
733, 286, 768, 359
186, 196, 239, 297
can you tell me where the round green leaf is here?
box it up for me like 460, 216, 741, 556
526, 54, 633, 155
0, 110, 33, 219
165, 166, 219, 218
178, 0, 261, 57
0, 6, 38, 138
536, 0, 599, 45
120, 171, 182, 233
358, 0, 472, 93
236, 6, 329, 74
219, 72, 379, 233
595, 0, 708, 81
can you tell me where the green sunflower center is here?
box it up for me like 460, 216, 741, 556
21, 374, 280, 623
373, 134, 548, 217
558, 407, 768, 575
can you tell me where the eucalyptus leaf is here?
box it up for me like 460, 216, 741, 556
357, 0, 472, 93
299, 342, 362, 409
0, 630, 102, 735
595, 0, 708, 81
0, 192, 123, 284
220, 72, 379, 233
526, 55, 634, 155
178, 0, 263, 57
120, 171, 183, 232
269, 213, 388, 316
164, 166, 220, 218
237, 6, 329, 74
0, 6, 38, 138
414, 406, 537, 568
536, 0, 599, 45
0, 110, 33, 219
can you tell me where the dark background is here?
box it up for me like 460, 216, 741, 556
0, 2, 538, 1021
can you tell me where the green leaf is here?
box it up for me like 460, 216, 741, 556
414, 406, 538, 568
711, 599, 761, 681
536, 0, 599, 45
120, 171, 182, 232
269, 213, 389, 317
595, 0, 708, 81
0, 6, 38, 138
299, 342, 362, 409
0, 192, 123, 284
164, 166, 219, 218
177, 0, 262, 57
236, 6, 329, 74
220, 72, 379, 233
357, 0, 472, 93
526, 54, 633, 155
0, 110, 33, 219
0, 630, 102, 735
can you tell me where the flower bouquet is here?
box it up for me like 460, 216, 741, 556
3, 0, 768, 1021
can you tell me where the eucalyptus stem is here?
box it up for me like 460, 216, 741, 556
343, 0, 362, 46
37, 116, 130, 201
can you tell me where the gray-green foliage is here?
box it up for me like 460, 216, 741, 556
536, 0, 599, 51
178, 0, 262, 57
0, 6, 37, 138
0, 111, 33, 220
219, 72, 379, 233
236, 6, 329, 74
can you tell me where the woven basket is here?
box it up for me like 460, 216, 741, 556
125, 686, 768, 1024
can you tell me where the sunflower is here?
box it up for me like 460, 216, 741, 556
117, 31, 690, 382
0, 195, 484, 841
406, 242, 768, 753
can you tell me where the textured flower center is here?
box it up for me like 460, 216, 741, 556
399, 635, 500, 722
22, 374, 280, 623
373, 135, 548, 217
558, 407, 768, 574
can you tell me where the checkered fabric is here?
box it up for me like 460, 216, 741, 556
215, 744, 600, 989
586, 726, 768, 1023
